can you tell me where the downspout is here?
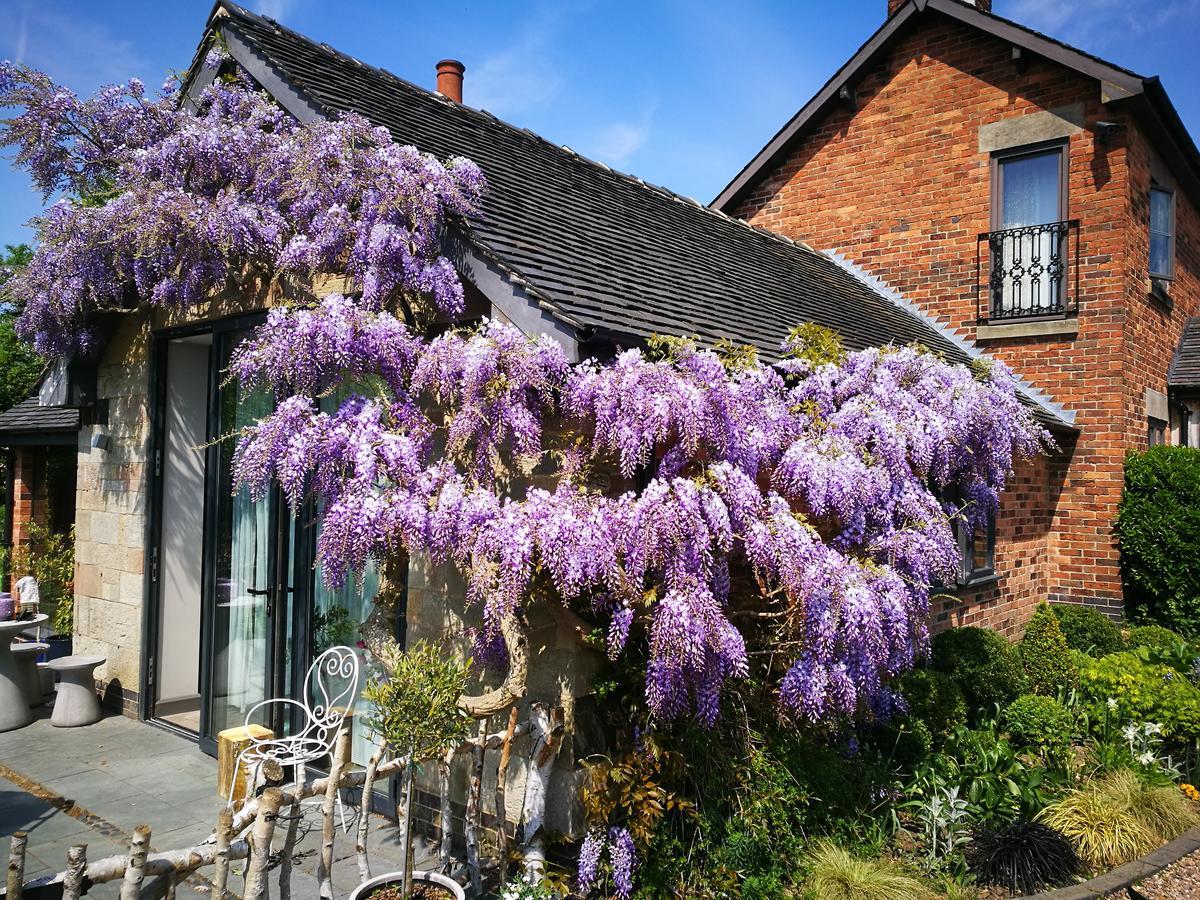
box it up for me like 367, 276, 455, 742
2, 449, 12, 592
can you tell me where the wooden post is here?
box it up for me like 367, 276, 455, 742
520, 705, 565, 883
217, 724, 274, 802
357, 750, 383, 882
244, 787, 283, 900
213, 807, 233, 900
62, 845, 87, 900
465, 719, 487, 897
7, 831, 27, 900
495, 705, 519, 886
278, 761, 305, 900
318, 727, 352, 900
119, 824, 151, 900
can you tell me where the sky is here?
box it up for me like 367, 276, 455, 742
1, 0, 1198, 249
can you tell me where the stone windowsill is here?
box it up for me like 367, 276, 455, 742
975, 318, 1080, 341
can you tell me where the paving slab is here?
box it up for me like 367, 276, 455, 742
0, 708, 445, 898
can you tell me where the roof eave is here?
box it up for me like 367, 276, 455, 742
712, 0, 1150, 212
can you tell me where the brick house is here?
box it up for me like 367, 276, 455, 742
47, 1, 1074, 828
714, 0, 1200, 632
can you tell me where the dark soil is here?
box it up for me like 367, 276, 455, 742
367, 881, 455, 900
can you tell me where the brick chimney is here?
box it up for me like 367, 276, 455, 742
888, 0, 990, 15
436, 59, 465, 104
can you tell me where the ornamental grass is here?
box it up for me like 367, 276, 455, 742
804, 843, 933, 900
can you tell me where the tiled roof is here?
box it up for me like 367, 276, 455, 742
0, 398, 80, 438
200, 2, 1074, 431
1169, 318, 1200, 389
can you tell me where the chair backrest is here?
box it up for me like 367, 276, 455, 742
305, 645, 361, 735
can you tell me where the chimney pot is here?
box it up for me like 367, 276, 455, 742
888, 0, 990, 15
436, 59, 465, 104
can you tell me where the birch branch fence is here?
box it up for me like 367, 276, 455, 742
2, 703, 565, 900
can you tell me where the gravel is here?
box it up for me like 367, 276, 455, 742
1121, 845, 1200, 899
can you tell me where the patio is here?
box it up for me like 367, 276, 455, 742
0, 709, 423, 898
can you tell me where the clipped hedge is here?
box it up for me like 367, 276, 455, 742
930, 626, 1027, 716
1126, 624, 1189, 655
1117, 445, 1200, 637
1021, 604, 1078, 696
1051, 604, 1126, 656
895, 668, 967, 745
1002, 694, 1073, 751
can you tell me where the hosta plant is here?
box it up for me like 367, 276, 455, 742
966, 820, 1081, 895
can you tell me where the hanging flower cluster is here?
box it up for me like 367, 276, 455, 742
226, 297, 1049, 726
2, 63, 1051, 729
0, 59, 483, 356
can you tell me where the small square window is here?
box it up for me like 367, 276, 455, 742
939, 487, 997, 586
1149, 417, 1167, 447
1150, 187, 1175, 280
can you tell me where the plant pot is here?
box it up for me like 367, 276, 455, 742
42, 635, 72, 663
348, 871, 466, 900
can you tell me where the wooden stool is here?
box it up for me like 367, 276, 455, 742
218, 724, 275, 802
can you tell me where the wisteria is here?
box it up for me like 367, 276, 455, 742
577, 827, 637, 899
2, 63, 1051, 733
0, 59, 483, 355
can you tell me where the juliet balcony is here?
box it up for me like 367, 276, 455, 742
976, 219, 1080, 323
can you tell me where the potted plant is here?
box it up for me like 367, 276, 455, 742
351, 640, 472, 900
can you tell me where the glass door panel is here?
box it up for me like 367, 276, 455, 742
204, 328, 281, 741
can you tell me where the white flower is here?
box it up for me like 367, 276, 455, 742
1106, 697, 1119, 711
1139, 751, 1157, 765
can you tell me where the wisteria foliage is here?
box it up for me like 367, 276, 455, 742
1, 61, 1049, 728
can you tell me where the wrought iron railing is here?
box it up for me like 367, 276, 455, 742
976, 219, 1079, 322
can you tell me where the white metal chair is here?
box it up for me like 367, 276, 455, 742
228, 645, 361, 831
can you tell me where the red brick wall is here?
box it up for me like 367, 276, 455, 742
10, 447, 48, 549
734, 11, 1198, 624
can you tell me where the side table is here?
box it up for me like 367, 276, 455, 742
47, 655, 106, 727
11, 642, 49, 706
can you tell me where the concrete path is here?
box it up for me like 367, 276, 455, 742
0, 709, 423, 898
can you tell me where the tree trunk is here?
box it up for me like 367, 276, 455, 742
520, 705, 565, 883
119, 825, 151, 900
7, 831, 26, 900
318, 728, 352, 900
495, 706, 519, 886
398, 759, 416, 900
277, 762, 305, 900
465, 719, 487, 897
356, 749, 383, 882
62, 845, 87, 900
437, 747, 454, 874
244, 787, 283, 900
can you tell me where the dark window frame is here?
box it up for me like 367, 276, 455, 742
939, 486, 998, 588
1148, 416, 1168, 447
1149, 184, 1176, 281
989, 139, 1070, 233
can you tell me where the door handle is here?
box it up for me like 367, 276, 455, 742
246, 588, 270, 596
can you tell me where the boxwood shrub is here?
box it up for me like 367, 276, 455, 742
1002, 694, 1073, 751
1116, 446, 1200, 637
1051, 604, 1126, 656
894, 668, 967, 745
930, 626, 1027, 717
1126, 624, 1189, 655
1020, 604, 1078, 696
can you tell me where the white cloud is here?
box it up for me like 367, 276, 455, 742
1, 4, 144, 89
581, 101, 658, 168
469, 4, 577, 116
253, 0, 296, 22
1005, 0, 1199, 52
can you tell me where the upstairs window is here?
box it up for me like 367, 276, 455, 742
1150, 186, 1175, 280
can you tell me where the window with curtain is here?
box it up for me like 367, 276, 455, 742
993, 144, 1067, 317
1150, 186, 1175, 280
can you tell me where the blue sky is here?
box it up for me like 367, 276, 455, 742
2, 0, 1198, 249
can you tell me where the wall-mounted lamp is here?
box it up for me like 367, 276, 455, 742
90, 433, 111, 452
1095, 121, 1120, 144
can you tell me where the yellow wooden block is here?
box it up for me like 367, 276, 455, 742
217, 723, 274, 802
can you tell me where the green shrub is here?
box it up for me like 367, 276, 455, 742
1126, 624, 1189, 655
930, 627, 1027, 716
804, 843, 932, 900
1117, 446, 1200, 637
1020, 604, 1079, 695
894, 668, 967, 744
1052, 604, 1126, 656
878, 716, 933, 770
1002, 694, 1074, 751
1077, 652, 1200, 741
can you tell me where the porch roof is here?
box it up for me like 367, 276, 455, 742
0, 398, 80, 447
1169, 318, 1200, 392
